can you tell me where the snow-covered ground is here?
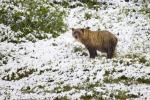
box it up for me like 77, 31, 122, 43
0, 0, 150, 99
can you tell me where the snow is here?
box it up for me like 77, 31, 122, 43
0, 0, 150, 99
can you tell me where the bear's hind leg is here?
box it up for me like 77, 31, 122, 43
106, 47, 114, 59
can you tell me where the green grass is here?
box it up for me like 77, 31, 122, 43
2, 67, 37, 81
0, 0, 67, 43
54, 96, 69, 100
103, 75, 150, 84
21, 86, 34, 93
80, 95, 103, 100
0, 52, 10, 66
20, 80, 140, 99
84, 12, 92, 20
139, 6, 150, 19
79, 0, 101, 9
54, 85, 72, 93
73, 46, 83, 53
114, 90, 139, 100
124, 53, 148, 65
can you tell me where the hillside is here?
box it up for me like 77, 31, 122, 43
0, 0, 150, 99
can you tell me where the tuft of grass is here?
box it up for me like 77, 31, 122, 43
21, 86, 34, 93
104, 75, 150, 84
80, 95, 94, 100
53, 82, 102, 94
137, 77, 150, 84
79, 0, 101, 9
110, 90, 139, 99
53, 85, 72, 93
127, 93, 139, 98
104, 70, 110, 76
80, 95, 103, 100
0, 52, 9, 66
38, 68, 52, 75
145, 62, 150, 67
139, 7, 150, 18
103, 75, 133, 84
2, 67, 37, 81
81, 52, 88, 56
139, 56, 147, 63
69, 2, 83, 8
125, 53, 148, 65
73, 46, 83, 53
52, 43, 58, 46
53, 86, 63, 93
63, 85, 72, 92
54, 96, 69, 100
21, 85, 45, 94
84, 12, 92, 20
114, 90, 129, 100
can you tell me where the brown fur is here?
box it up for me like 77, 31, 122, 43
72, 28, 118, 59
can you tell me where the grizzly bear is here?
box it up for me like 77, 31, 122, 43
72, 28, 118, 59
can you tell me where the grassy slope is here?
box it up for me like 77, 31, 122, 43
0, 0, 150, 100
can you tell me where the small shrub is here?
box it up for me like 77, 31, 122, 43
84, 12, 92, 20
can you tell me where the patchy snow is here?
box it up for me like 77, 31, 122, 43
0, 0, 150, 99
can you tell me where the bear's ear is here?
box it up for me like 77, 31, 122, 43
81, 28, 84, 33
86, 27, 90, 29
71, 28, 75, 31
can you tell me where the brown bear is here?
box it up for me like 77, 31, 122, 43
72, 28, 118, 59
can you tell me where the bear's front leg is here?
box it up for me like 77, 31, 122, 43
87, 47, 97, 58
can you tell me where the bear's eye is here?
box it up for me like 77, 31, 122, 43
74, 32, 80, 35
